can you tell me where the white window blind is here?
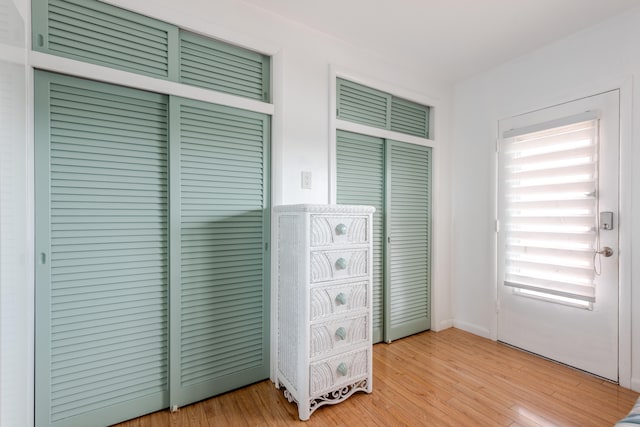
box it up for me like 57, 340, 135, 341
501, 113, 599, 303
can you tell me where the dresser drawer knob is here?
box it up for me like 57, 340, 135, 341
335, 327, 347, 340
335, 292, 348, 305
337, 362, 348, 376
335, 257, 348, 270
335, 223, 347, 235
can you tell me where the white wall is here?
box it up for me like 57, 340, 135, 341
0, 0, 31, 426
106, 0, 455, 334
103, 0, 451, 203
452, 6, 640, 390
0, 1, 454, 425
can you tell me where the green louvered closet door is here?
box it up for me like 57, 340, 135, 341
386, 141, 432, 341
169, 97, 270, 407
336, 130, 385, 343
336, 131, 431, 343
35, 71, 170, 427
35, 73, 271, 426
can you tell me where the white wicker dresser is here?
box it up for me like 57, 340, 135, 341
272, 204, 375, 420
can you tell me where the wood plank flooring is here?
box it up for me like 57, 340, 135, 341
114, 328, 638, 426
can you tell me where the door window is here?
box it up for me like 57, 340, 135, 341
500, 115, 599, 307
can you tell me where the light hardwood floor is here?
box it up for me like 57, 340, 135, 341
114, 328, 638, 426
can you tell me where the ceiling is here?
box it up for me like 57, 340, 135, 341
239, 0, 640, 83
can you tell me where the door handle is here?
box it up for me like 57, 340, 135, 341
596, 247, 614, 257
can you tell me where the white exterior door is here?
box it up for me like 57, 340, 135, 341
497, 91, 620, 381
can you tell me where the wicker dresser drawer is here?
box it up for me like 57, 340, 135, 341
310, 314, 368, 358
309, 348, 369, 396
310, 215, 369, 247
310, 281, 367, 321
310, 249, 368, 283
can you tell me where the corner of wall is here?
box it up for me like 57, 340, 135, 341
433, 319, 454, 332
452, 320, 492, 340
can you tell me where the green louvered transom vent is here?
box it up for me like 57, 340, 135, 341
337, 79, 389, 129
35, 71, 170, 426
36, 0, 175, 78
336, 78, 431, 139
180, 31, 270, 102
336, 130, 385, 344
32, 0, 271, 101
390, 97, 430, 138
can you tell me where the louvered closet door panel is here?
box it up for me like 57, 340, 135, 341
386, 141, 431, 341
33, 0, 176, 79
170, 97, 270, 407
180, 30, 270, 102
34, 71, 169, 427
335, 130, 385, 344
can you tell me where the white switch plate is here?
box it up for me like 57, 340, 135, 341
301, 171, 312, 189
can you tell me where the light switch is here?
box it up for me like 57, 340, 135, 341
301, 171, 312, 189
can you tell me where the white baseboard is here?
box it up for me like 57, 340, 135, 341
631, 377, 640, 393
432, 318, 453, 332
452, 320, 492, 339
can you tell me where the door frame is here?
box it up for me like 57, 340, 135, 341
490, 78, 633, 388
327, 65, 453, 336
